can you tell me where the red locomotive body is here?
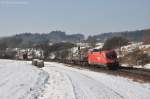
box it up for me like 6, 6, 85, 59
88, 49, 119, 68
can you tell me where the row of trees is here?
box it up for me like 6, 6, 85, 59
143, 36, 150, 44
102, 37, 129, 50
1, 34, 148, 51
34, 42, 76, 59
86, 36, 129, 50
87, 35, 150, 50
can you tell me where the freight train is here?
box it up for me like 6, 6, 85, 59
55, 47, 119, 69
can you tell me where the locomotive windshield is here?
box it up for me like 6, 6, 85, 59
106, 51, 117, 59
92, 48, 101, 52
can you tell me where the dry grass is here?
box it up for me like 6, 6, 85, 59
120, 48, 150, 66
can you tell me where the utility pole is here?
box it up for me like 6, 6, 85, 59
78, 38, 81, 64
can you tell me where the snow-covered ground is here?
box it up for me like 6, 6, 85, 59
40, 62, 150, 99
0, 59, 49, 99
0, 59, 150, 99
144, 64, 150, 69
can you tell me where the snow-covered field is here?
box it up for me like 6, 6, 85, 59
41, 62, 150, 99
0, 59, 150, 99
0, 59, 49, 99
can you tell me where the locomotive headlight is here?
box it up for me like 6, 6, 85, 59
97, 56, 102, 60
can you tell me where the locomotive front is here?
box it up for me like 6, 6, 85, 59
88, 49, 119, 69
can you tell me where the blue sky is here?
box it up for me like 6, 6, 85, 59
0, 0, 150, 36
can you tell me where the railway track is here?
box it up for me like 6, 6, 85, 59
117, 67, 150, 82
61, 62, 150, 83
118, 66, 150, 76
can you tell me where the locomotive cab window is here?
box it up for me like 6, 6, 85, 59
92, 49, 101, 52
106, 51, 117, 59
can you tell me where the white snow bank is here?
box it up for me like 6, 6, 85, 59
121, 63, 150, 69
44, 62, 150, 99
0, 59, 49, 99
144, 64, 150, 69
121, 42, 143, 52
40, 67, 76, 99
79, 69, 150, 99
43, 62, 122, 99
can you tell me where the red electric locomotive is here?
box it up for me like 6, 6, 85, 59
58, 47, 119, 69
88, 49, 119, 69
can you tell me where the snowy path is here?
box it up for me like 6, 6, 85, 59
0, 60, 49, 99
41, 62, 150, 99
0, 59, 149, 99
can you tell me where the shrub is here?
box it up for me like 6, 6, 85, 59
143, 36, 150, 44
120, 48, 150, 66
103, 36, 129, 50
86, 36, 96, 47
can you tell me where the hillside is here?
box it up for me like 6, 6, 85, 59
0, 29, 149, 48
0, 31, 84, 48
93, 29, 150, 42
